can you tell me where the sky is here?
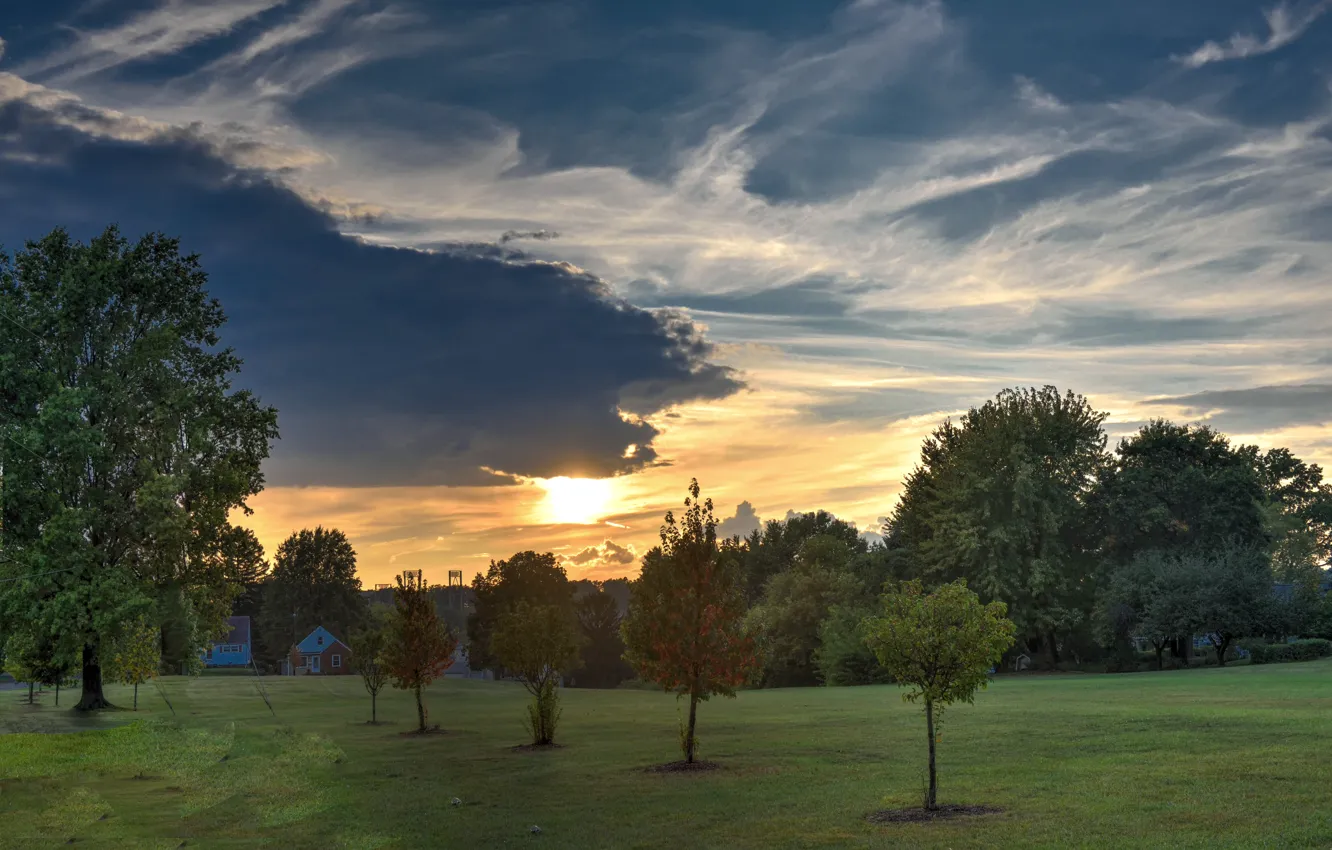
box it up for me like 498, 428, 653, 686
2, 0, 1331, 586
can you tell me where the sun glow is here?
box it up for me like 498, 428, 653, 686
539, 476, 616, 525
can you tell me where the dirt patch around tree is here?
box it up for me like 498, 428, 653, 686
397, 725, 446, 737
867, 804, 1003, 824
510, 743, 564, 753
645, 760, 722, 774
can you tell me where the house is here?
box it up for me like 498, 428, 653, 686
284, 626, 354, 675
204, 616, 252, 667
443, 645, 493, 680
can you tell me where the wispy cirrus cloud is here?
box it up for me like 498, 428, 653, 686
1176, 1, 1330, 68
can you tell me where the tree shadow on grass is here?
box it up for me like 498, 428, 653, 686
867, 804, 1003, 824
644, 760, 721, 774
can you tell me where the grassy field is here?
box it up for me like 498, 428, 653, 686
1, 661, 1331, 849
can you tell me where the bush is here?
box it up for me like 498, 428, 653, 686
1249, 638, 1332, 665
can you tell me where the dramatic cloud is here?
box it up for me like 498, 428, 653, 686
566, 539, 637, 567
1177, 2, 1330, 68
717, 500, 762, 539
0, 99, 743, 487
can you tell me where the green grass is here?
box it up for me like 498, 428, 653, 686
2, 661, 1332, 848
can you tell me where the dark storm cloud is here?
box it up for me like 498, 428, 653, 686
1145, 383, 1332, 433
0, 100, 743, 487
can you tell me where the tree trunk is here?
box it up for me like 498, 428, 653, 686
684, 689, 700, 764
55, 682, 60, 706
415, 683, 426, 732
1211, 635, 1230, 667
133, 683, 139, 711
26, 682, 34, 705
925, 699, 938, 811
371, 690, 377, 724
75, 643, 114, 711
1154, 643, 1165, 670
1046, 630, 1060, 666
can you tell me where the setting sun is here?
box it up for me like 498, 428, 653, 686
539, 476, 616, 525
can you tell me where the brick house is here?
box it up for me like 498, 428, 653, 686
285, 626, 354, 675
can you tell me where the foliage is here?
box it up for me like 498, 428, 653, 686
1096, 421, 1270, 563
570, 590, 633, 688
104, 615, 161, 710
1248, 639, 1332, 665
1254, 447, 1332, 598
2, 629, 72, 704
222, 526, 269, 627
814, 602, 892, 686
491, 601, 583, 745
0, 226, 277, 710
383, 572, 458, 732
622, 479, 758, 763
258, 527, 365, 665
728, 509, 869, 604
884, 386, 1106, 663
467, 551, 574, 672
862, 579, 1016, 810
352, 607, 393, 723
746, 534, 863, 686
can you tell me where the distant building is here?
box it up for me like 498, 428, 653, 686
283, 626, 354, 676
204, 616, 253, 667
443, 645, 492, 680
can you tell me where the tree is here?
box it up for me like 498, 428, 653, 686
746, 534, 863, 686
222, 526, 269, 627
352, 607, 392, 724
258, 527, 365, 666
622, 479, 759, 764
105, 615, 161, 710
862, 580, 1016, 810
814, 601, 891, 686
731, 510, 868, 604
1254, 447, 1332, 598
3, 629, 70, 705
571, 590, 633, 688
0, 226, 277, 710
884, 387, 1106, 665
491, 601, 582, 745
467, 551, 573, 672
1095, 421, 1271, 660
383, 572, 458, 733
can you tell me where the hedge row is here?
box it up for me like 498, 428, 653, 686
1248, 639, 1332, 665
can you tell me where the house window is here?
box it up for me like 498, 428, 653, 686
317, 635, 324, 646
332, 654, 341, 669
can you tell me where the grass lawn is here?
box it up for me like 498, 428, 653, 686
1, 661, 1331, 849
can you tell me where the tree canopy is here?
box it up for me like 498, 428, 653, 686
0, 226, 277, 709
467, 550, 573, 672
258, 527, 365, 665
884, 386, 1106, 661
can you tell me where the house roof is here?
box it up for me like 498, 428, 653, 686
295, 626, 346, 654
221, 615, 250, 646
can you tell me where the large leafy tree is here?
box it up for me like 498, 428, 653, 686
571, 589, 633, 688
730, 510, 868, 604
0, 226, 277, 710
1253, 447, 1332, 598
862, 580, 1016, 811
467, 550, 573, 672
622, 479, 758, 765
1094, 421, 1271, 659
884, 386, 1107, 663
258, 527, 365, 665
746, 534, 863, 687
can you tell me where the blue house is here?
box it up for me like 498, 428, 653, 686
204, 616, 253, 667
